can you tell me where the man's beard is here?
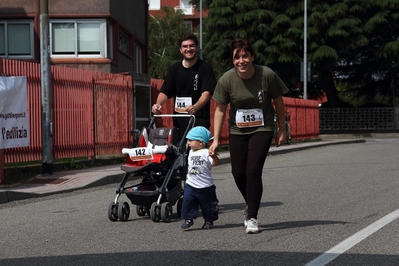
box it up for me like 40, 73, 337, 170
183, 53, 197, 61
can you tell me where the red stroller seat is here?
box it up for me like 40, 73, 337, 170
121, 127, 179, 171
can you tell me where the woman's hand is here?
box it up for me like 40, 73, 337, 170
275, 130, 286, 147
208, 141, 219, 156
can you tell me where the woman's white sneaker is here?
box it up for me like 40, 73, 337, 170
246, 218, 260, 234
244, 208, 248, 227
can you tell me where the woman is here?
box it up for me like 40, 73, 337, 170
208, 38, 288, 234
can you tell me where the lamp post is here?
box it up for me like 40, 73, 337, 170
40, 0, 53, 175
303, 0, 308, 99
199, 0, 203, 60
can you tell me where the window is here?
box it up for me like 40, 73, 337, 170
180, 0, 193, 15
134, 44, 142, 73
50, 19, 110, 58
119, 31, 129, 54
182, 21, 192, 32
148, 0, 161, 10
0, 20, 34, 59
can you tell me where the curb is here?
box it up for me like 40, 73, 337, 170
218, 139, 366, 165
0, 173, 125, 204
268, 139, 366, 155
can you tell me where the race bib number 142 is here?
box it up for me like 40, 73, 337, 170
128, 147, 153, 161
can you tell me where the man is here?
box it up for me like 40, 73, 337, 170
151, 33, 216, 139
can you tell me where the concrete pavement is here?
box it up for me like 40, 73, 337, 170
0, 138, 366, 204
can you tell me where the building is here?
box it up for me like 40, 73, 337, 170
1, 0, 152, 131
0, 0, 148, 75
148, 0, 209, 33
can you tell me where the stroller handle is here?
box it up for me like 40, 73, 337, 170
153, 114, 195, 118
150, 114, 196, 154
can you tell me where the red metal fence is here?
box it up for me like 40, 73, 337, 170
0, 61, 319, 184
150, 79, 320, 144
1, 58, 133, 164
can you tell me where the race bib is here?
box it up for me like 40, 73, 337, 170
128, 147, 153, 161
235, 108, 264, 128
175, 97, 192, 113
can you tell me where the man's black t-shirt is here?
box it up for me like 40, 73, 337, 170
160, 59, 216, 138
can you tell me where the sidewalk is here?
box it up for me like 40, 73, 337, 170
0, 138, 365, 204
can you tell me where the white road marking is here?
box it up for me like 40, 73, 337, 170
305, 208, 399, 266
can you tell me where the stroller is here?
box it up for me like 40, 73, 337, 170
108, 114, 195, 223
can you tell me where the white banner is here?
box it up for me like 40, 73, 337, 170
0, 76, 30, 149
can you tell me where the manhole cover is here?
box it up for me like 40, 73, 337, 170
28, 178, 68, 184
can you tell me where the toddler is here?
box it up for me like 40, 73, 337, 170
181, 126, 219, 230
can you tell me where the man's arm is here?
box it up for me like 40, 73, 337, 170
187, 62, 216, 114
187, 91, 211, 114
151, 92, 169, 114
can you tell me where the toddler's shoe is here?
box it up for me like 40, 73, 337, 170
181, 219, 193, 230
202, 221, 213, 229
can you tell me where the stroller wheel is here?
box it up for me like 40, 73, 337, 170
118, 202, 130, 222
150, 202, 161, 222
108, 202, 118, 222
136, 205, 148, 217
161, 202, 173, 223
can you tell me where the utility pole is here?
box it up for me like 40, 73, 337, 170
40, 0, 53, 175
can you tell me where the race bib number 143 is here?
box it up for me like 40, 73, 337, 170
235, 108, 264, 128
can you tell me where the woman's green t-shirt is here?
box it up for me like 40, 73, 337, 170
213, 65, 288, 135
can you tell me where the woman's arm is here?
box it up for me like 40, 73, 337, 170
273, 96, 286, 147
209, 102, 227, 156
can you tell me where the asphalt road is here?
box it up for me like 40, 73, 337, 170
0, 139, 398, 266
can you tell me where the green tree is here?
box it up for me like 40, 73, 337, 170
148, 7, 186, 79
305, 0, 368, 107
335, 0, 399, 105
201, 0, 399, 107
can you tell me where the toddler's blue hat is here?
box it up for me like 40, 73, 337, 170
186, 126, 213, 143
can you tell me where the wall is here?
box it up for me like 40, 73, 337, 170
0, 1, 36, 14
0, 0, 149, 75
111, 0, 147, 44
49, 0, 110, 14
